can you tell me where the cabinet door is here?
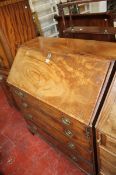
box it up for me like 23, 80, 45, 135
0, 0, 36, 61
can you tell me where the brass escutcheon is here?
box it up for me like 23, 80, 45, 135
64, 129, 73, 138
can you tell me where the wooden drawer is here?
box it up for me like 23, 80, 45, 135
23, 108, 93, 161
26, 120, 95, 175
99, 146, 116, 167
23, 106, 92, 150
100, 158, 116, 175
11, 88, 92, 150
26, 117, 93, 162
98, 133, 116, 155
13, 94, 94, 162
11, 86, 93, 143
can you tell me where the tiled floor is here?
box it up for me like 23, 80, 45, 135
0, 86, 85, 175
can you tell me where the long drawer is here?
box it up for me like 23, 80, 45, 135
99, 146, 116, 167
23, 107, 93, 161
12, 91, 92, 150
24, 107, 91, 149
26, 120, 95, 175
11, 87, 93, 145
100, 157, 116, 175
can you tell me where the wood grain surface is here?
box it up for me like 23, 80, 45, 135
64, 26, 116, 35
23, 37, 116, 60
96, 73, 116, 139
100, 158, 116, 175
0, 0, 24, 7
11, 92, 92, 149
7, 46, 111, 125
99, 146, 116, 167
0, 0, 36, 58
7, 37, 116, 175
96, 73, 116, 175
12, 93, 92, 151
10, 86, 88, 133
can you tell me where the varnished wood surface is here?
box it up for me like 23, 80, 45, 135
100, 158, 116, 175
0, 0, 24, 7
24, 37, 116, 60
0, 0, 37, 106
96, 73, 116, 175
23, 108, 92, 156
11, 88, 92, 148
64, 26, 116, 35
99, 146, 116, 167
7, 46, 111, 125
11, 90, 93, 151
0, 0, 36, 59
96, 73, 116, 139
7, 37, 116, 175
101, 135, 116, 155
55, 12, 115, 41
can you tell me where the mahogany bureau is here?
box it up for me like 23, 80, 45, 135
96, 73, 116, 175
7, 37, 116, 175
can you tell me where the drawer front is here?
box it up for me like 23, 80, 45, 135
11, 87, 93, 142
24, 109, 93, 161
97, 132, 116, 155
12, 91, 92, 151
26, 120, 95, 175
23, 107, 91, 150
100, 158, 116, 175
99, 146, 116, 167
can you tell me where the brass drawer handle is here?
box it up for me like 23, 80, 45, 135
67, 142, 76, 150
15, 90, 24, 97
61, 117, 71, 125
25, 114, 33, 120
22, 102, 28, 108
64, 129, 73, 138
71, 155, 77, 161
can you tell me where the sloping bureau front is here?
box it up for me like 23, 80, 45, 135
7, 38, 115, 175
